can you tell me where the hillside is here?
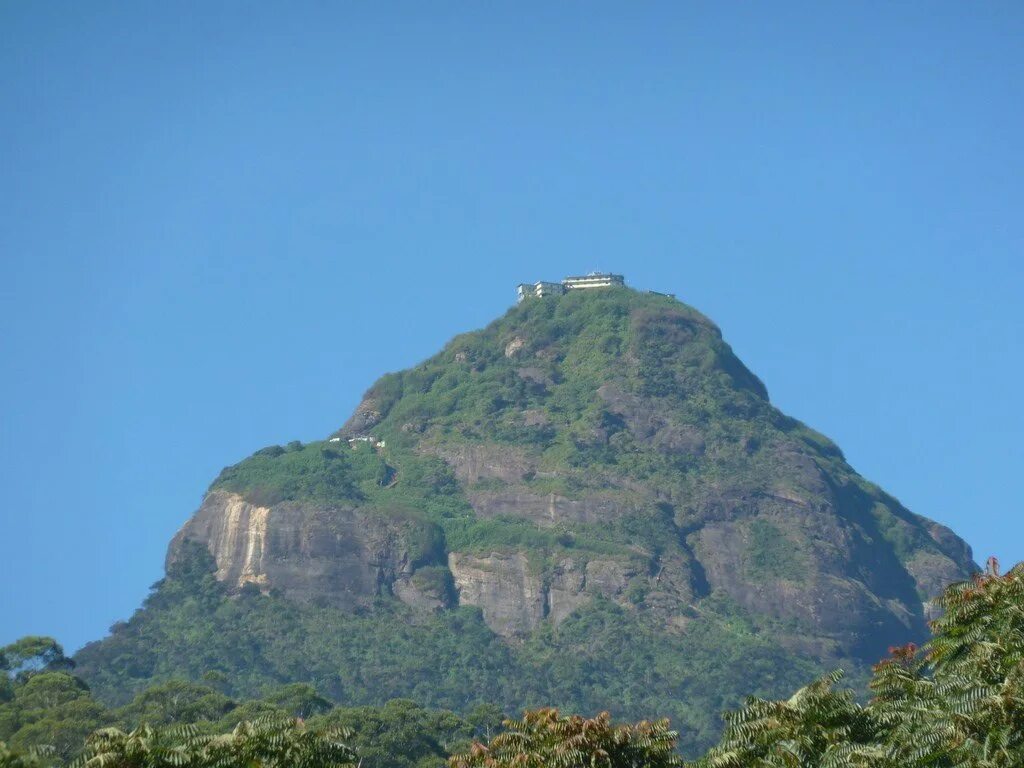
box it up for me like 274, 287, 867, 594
74, 285, 976, 755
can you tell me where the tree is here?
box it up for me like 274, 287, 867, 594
0, 743, 52, 768
691, 558, 1024, 767
214, 700, 286, 732
449, 708, 681, 768
73, 723, 200, 768
115, 680, 234, 728
11, 674, 89, 714
0, 639, 72, 680
315, 699, 473, 768
202, 716, 357, 768
691, 671, 888, 767
261, 684, 331, 719
464, 704, 504, 743
4, 673, 109, 760
871, 558, 1024, 768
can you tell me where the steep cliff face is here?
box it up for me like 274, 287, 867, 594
168, 489, 447, 610
445, 552, 637, 636
166, 287, 976, 661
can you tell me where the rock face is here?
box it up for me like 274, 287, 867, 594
168, 490, 445, 610
166, 287, 977, 657
177, 492, 272, 589
446, 552, 636, 636
448, 552, 546, 636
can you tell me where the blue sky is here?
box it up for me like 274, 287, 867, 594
1, 2, 1021, 653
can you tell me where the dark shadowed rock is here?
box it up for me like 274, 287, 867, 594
336, 397, 383, 437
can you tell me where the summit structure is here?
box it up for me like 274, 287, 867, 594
516, 271, 625, 301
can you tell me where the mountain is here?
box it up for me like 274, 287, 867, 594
74, 284, 976, 755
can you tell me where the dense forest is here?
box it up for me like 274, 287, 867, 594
70, 544, 821, 757
4, 559, 1021, 767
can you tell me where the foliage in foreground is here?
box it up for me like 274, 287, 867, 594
692, 558, 1024, 767
68, 545, 821, 758
448, 708, 681, 768
3, 559, 1023, 767
71, 717, 357, 768
0, 743, 52, 768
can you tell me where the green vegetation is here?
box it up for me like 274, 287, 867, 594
0, 742, 51, 768
212, 289, 764, 512
3, 562, 1023, 766
5, 286, 981, 767
0, 636, 477, 768
62, 286, 978, 759
74, 718, 358, 768
212, 440, 474, 552
692, 558, 1024, 767
211, 441, 379, 508
745, 520, 806, 581
449, 708, 681, 768
317, 700, 482, 768
66, 547, 821, 757
200, 288, 962, 597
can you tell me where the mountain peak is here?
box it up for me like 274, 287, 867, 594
81, 283, 976, 754
166, 286, 972, 659
340, 284, 765, 442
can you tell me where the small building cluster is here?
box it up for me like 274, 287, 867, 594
516, 272, 625, 302
329, 436, 386, 449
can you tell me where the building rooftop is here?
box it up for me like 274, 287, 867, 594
517, 272, 626, 302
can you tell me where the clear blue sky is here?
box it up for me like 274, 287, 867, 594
1, 3, 1021, 653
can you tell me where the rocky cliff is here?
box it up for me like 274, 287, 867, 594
168, 490, 447, 609
167, 286, 975, 662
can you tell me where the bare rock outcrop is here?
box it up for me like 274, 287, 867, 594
428, 443, 536, 485
423, 441, 650, 527
504, 336, 527, 358
681, 450, 965, 657
465, 490, 635, 527
598, 384, 706, 456
448, 552, 546, 637
335, 396, 384, 437
167, 490, 445, 610
448, 551, 636, 637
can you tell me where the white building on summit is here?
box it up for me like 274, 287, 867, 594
516, 272, 625, 302
562, 272, 626, 290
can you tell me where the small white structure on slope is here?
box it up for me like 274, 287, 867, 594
516, 281, 566, 301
